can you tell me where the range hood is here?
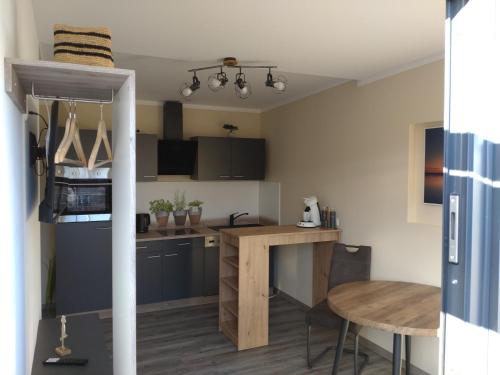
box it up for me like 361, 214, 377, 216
157, 101, 196, 175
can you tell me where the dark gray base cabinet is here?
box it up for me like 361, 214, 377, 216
56, 222, 112, 315
136, 238, 206, 305
203, 246, 219, 296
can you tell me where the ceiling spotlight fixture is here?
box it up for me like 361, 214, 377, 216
234, 69, 252, 99
265, 68, 287, 93
208, 68, 229, 92
179, 72, 201, 98
180, 57, 288, 100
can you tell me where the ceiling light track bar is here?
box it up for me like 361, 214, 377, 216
188, 65, 278, 73
31, 82, 114, 104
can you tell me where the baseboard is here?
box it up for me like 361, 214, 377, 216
97, 295, 219, 319
275, 288, 430, 375
274, 288, 310, 311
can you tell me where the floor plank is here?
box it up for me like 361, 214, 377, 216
102, 295, 394, 374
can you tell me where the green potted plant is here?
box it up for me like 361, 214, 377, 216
149, 199, 173, 227
188, 200, 204, 225
173, 191, 188, 226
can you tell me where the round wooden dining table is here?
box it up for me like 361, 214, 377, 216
327, 280, 440, 375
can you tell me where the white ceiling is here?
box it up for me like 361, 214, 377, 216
33, 0, 445, 111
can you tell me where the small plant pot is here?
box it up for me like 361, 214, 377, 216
188, 207, 202, 225
155, 211, 169, 227
173, 210, 188, 226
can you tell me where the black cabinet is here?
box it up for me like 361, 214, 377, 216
192, 137, 231, 180
190, 238, 205, 297
136, 133, 158, 182
136, 243, 163, 305
204, 246, 220, 296
192, 136, 265, 180
56, 222, 112, 315
136, 238, 205, 305
163, 249, 190, 300
231, 138, 266, 180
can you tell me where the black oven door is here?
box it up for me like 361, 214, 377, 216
54, 167, 112, 222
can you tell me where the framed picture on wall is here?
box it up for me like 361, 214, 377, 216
424, 127, 444, 204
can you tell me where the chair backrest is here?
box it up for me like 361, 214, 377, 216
328, 243, 371, 290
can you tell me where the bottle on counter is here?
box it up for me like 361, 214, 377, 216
330, 209, 337, 229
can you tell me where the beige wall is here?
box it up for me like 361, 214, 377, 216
74, 102, 262, 139
262, 61, 444, 374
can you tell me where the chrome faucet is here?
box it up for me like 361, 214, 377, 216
229, 212, 249, 226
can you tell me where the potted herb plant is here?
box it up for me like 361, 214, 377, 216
188, 200, 204, 225
173, 191, 188, 226
149, 199, 173, 227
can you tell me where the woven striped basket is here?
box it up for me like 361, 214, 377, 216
53, 24, 114, 68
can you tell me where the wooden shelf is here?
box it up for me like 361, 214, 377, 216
223, 256, 239, 269
221, 300, 238, 317
4, 58, 133, 113
221, 276, 239, 291
220, 319, 238, 346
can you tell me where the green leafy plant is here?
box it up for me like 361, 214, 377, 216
149, 199, 173, 214
188, 200, 204, 208
173, 191, 187, 211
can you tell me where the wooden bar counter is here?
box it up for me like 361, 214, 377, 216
218, 225, 341, 350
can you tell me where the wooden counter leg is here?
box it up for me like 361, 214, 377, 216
237, 237, 269, 350
312, 241, 335, 305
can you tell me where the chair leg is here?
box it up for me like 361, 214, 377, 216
306, 322, 369, 374
306, 324, 312, 369
353, 334, 359, 375
306, 323, 335, 369
331, 319, 349, 375
344, 334, 369, 375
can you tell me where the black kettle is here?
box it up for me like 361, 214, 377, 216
136, 213, 150, 233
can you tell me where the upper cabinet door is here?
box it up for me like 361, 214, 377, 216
136, 133, 158, 182
231, 138, 266, 180
192, 137, 231, 180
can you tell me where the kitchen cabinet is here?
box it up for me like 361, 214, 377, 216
192, 136, 265, 180
163, 248, 190, 300
136, 133, 158, 182
204, 246, 220, 296
231, 138, 265, 180
56, 222, 112, 315
136, 238, 205, 305
192, 137, 231, 180
190, 238, 205, 297
136, 245, 163, 305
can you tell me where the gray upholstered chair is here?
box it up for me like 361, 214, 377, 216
305, 243, 371, 374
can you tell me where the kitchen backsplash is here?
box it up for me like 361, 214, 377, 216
136, 181, 260, 223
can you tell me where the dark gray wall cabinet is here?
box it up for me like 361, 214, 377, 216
192, 136, 265, 180
136, 133, 158, 182
56, 222, 112, 315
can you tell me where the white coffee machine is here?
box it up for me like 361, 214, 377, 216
297, 196, 321, 228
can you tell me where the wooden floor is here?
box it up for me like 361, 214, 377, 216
102, 295, 394, 375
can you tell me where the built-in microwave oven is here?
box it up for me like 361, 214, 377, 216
53, 165, 112, 223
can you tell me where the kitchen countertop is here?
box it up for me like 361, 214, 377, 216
220, 224, 341, 238
136, 225, 218, 242
136, 216, 275, 242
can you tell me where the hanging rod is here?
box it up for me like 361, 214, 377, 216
31, 82, 114, 104
188, 65, 278, 73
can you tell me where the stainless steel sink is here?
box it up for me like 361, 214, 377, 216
209, 223, 262, 231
